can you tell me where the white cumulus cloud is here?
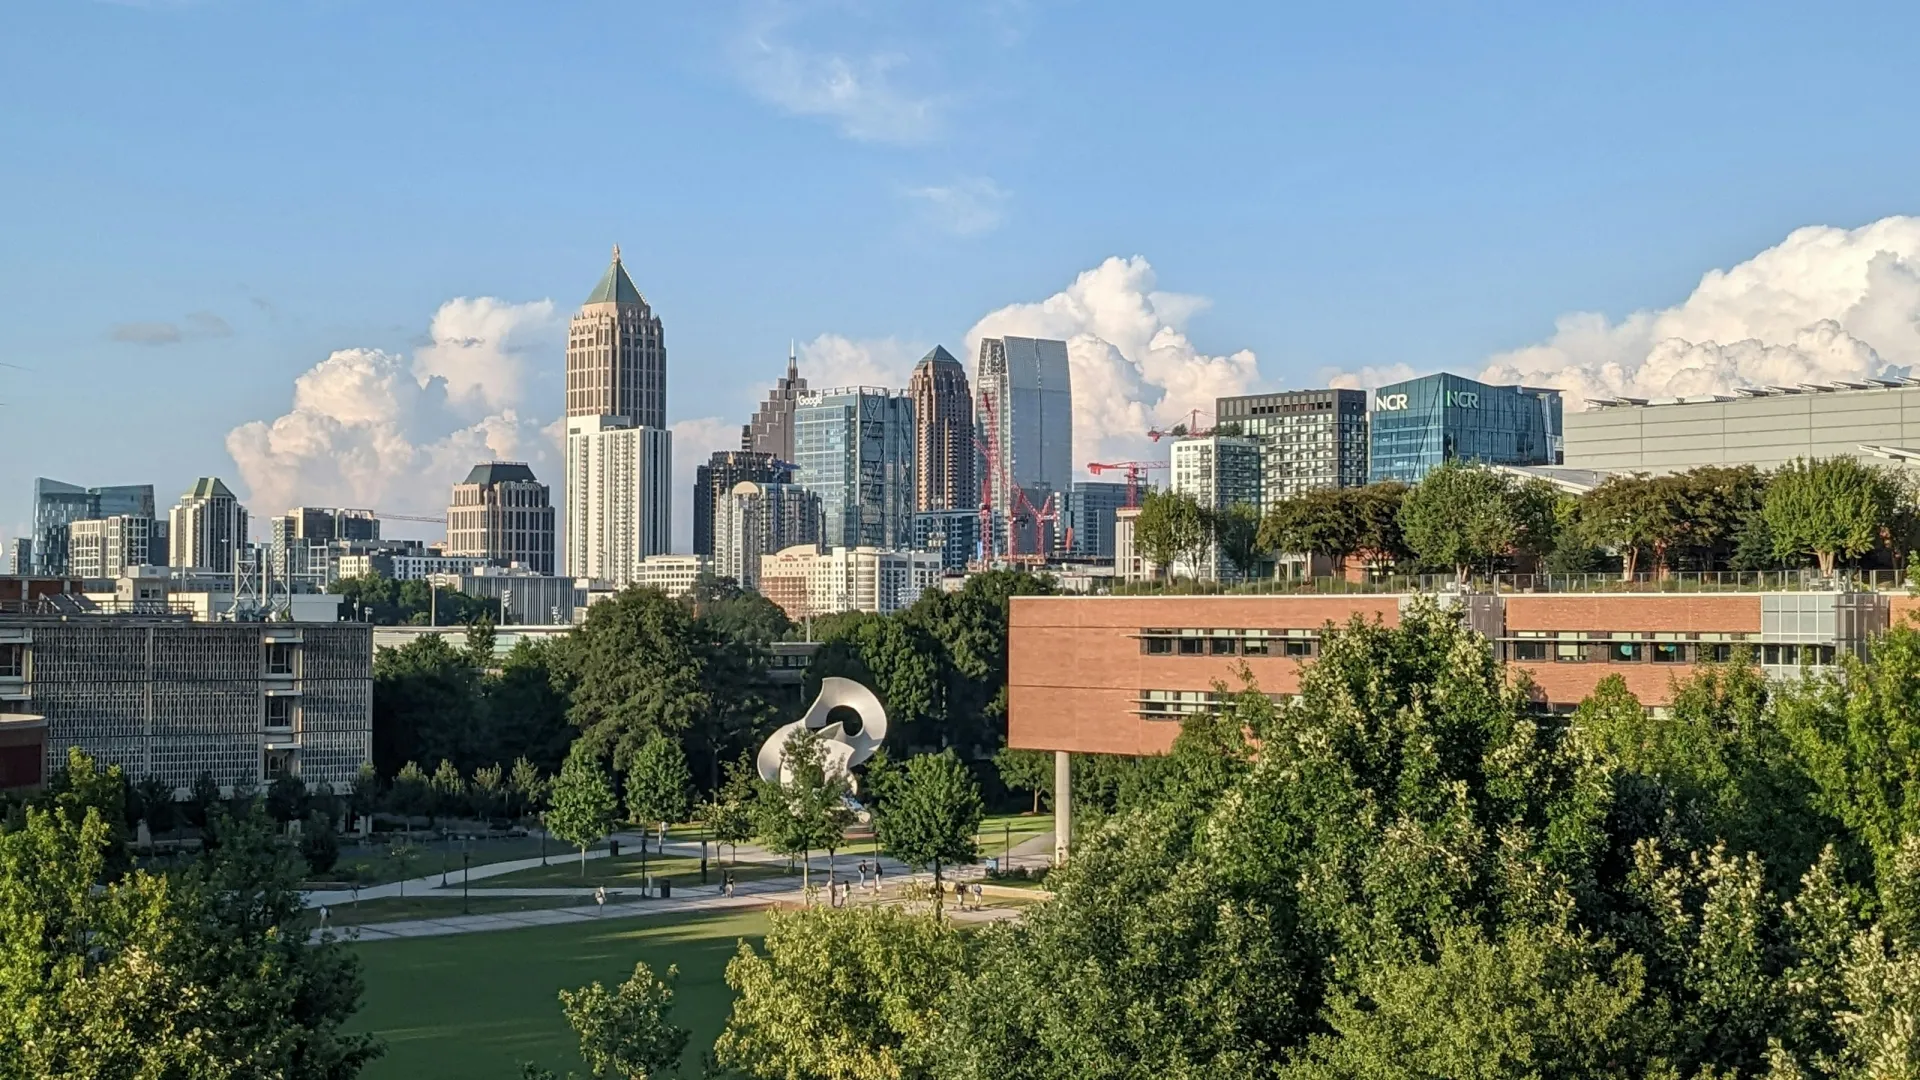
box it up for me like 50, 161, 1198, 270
964, 256, 1262, 471
796, 333, 926, 390
669, 415, 745, 554
1479, 216, 1920, 405
225, 298, 562, 523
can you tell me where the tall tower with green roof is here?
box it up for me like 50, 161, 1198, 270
566, 244, 665, 428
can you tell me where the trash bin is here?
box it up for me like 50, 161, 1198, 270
609, 840, 620, 857
659, 879, 671, 899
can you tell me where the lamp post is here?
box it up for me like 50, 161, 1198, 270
539, 811, 548, 866
700, 820, 709, 886
462, 845, 471, 915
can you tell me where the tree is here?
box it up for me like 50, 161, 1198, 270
548, 744, 620, 875
134, 775, 176, 837
372, 634, 482, 776
702, 753, 757, 866
1213, 501, 1266, 580
552, 962, 689, 1080
430, 757, 467, 819
301, 810, 341, 876
875, 750, 983, 918
1581, 472, 1678, 578
347, 761, 381, 829
508, 755, 548, 821
1348, 482, 1411, 572
624, 734, 692, 874
266, 772, 310, 824
388, 760, 431, 831
686, 573, 794, 644
715, 905, 966, 1080
1133, 489, 1209, 580
1259, 488, 1361, 575
754, 728, 853, 894
993, 745, 1054, 814
1398, 462, 1534, 580
471, 762, 506, 820
464, 613, 497, 667
1764, 456, 1900, 574
186, 770, 221, 829
483, 638, 576, 776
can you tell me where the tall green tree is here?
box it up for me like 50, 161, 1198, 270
485, 638, 575, 775
1213, 501, 1266, 580
1133, 489, 1209, 580
716, 906, 967, 1080
1764, 456, 1900, 573
548, 745, 620, 876
1398, 462, 1536, 580
753, 728, 853, 894
624, 734, 693, 872
507, 755, 548, 821
876, 750, 983, 918
372, 634, 482, 776
1259, 488, 1361, 575
701, 753, 757, 866
550, 962, 689, 1080
1581, 472, 1680, 578
993, 745, 1054, 814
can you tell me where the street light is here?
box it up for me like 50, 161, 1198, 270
462, 844, 471, 915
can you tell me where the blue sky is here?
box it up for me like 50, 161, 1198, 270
6, 1, 1920, 550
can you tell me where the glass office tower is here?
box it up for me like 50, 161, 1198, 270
794, 387, 916, 549
1367, 373, 1563, 484
31, 479, 156, 576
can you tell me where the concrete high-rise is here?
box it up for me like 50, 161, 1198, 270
793, 387, 916, 550
713, 480, 822, 589
168, 478, 248, 574
447, 463, 555, 575
692, 451, 793, 558
1169, 435, 1262, 581
1216, 389, 1370, 503
566, 245, 665, 428
31, 479, 155, 576
742, 346, 808, 460
907, 346, 975, 512
566, 417, 672, 585
67, 515, 152, 579
975, 336, 1074, 556
564, 247, 671, 581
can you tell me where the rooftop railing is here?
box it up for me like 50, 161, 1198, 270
1096, 569, 1910, 597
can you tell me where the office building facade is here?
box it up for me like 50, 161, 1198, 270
1170, 435, 1262, 580
0, 615, 372, 793
67, 515, 151, 579
446, 463, 555, 575
566, 416, 672, 585
692, 451, 793, 558
713, 480, 821, 589
1061, 481, 1133, 559
1216, 388, 1369, 502
434, 568, 582, 625
756, 545, 941, 621
566, 245, 666, 428
908, 346, 976, 512
31, 479, 155, 576
742, 347, 809, 460
1369, 373, 1564, 484
976, 336, 1074, 556
168, 477, 248, 574
5, 539, 28, 576
1564, 379, 1920, 474
913, 509, 980, 573
269, 507, 379, 590
793, 387, 916, 550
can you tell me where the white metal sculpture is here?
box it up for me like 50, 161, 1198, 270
757, 676, 889, 787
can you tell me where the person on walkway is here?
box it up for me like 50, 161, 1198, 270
594, 886, 606, 915
724, 872, 734, 899
971, 882, 985, 910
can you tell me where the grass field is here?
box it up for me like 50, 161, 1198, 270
314, 894, 587, 927
473, 853, 788, 890
350, 909, 767, 1079
330, 834, 559, 887
975, 812, 1051, 857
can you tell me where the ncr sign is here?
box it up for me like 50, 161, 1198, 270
1378, 389, 1480, 411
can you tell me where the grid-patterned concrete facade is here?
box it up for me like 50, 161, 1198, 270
0, 616, 371, 794
1217, 389, 1370, 501
1564, 382, 1920, 473
446, 462, 556, 575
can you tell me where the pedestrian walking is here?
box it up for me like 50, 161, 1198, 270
594, 885, 606, 915
971, 882, 984, 909
724, 872, 735, 899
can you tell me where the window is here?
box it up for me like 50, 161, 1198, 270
1763, 644, 1800, 666
1241, 637, 1270, 657
1178, 638, 1205, 656
1608, 641, 1642, 663
1511, 640, 1549, 662
0, 644, 21, 679
1555, 635, 1586, 663
1709, 643, 1734, 663
1283, 639, 1313, 658
265, 642, 296, 676
1209, 636, 1237, 656
265, 697, 295, 729
1143, 636, 1174, 655
1651, 643, 1685, 664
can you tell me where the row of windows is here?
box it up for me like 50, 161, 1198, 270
1138, 628, 1843, 669
1140, 629, 1319, 658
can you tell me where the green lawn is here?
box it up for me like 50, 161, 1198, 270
472, 854, 788, 890
974, 812, 1052, 857
330, 834, 560, 887
313, 894, 586, 927
350, 909, 768, 1079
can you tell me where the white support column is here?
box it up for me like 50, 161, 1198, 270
1053, 750, 1071, 866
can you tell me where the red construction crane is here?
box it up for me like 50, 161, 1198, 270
1145, 408, 1216, 442
1086, 460, 1168, 508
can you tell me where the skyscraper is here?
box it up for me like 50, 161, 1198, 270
907, 345, 975, 512
30, 478, 155, 576
1216, 389, 1371, 502
793, 387, 915, 550
168, 478, 248, 574
564, 247, 671, 579
566, 245, 665, 428
742, 346, 808, 460
1169, 435, 1262, 581
566, 417, 672, 584
67, 515, 151, 579
446, 463, 555, 574
692, 451, 793, 557
713, 479, 822, 589
975, 336, 1074, 556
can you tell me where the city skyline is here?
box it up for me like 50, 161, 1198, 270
12, 5, 1920, 554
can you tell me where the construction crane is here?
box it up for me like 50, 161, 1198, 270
1145, 408, 1217, 442
1086, 460, 1168, 508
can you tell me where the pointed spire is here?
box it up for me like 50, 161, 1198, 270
584, 246, 644, 306
788, 340, 798, 381
612, 242, 621, 262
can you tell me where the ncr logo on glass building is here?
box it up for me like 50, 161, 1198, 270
1365, 372, 1564, 484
